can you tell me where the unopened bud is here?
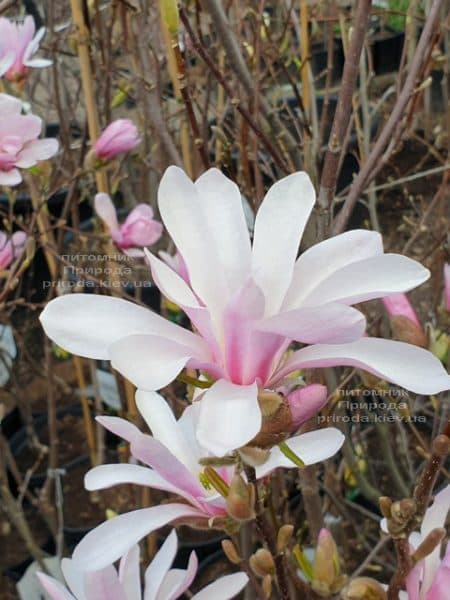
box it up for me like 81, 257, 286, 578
250, 391, 292, 447
432, 434, 450, 457
382, 294, 427, 347
221, 539, 241, 565
390, 499, 416, 524
226, 474, 255, 521
341, 577, 387, 599
84, 148, 101, 170
262, 574, 272, 599
379, 497, 392, 519
249, 548, 275, 577
287, 384, 328, 429
277, 524, 294, 553
258, 390, 284, 417
312, 528, 344, 596
412, 527, 445, 563
159, 0, 179, 36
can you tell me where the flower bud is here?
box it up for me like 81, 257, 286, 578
277, 524, 294, 553
412, 527, 445, 563
93, 119, 140, 162
341, 577, 387, 599
249, 548, 275, 577
287, 384, 328, 429
249, 391, 292, 448
262, 574, 272, 599
382, 294, 427, 347
311, 528, 346, 596
226, 474, 255, 522
221, 539, 241, 565
239, 446, 270, 467
432, 434, 450, 457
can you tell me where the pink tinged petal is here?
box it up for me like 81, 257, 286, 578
444, 264, 450, 311
0, 52, 14, 76
197, 380, 261, 456
61, 558, 87, 600
119, 545, 141, 600
191, 572, 249, 600
121, 205, 163, 247
0, 113, 42, 142
96, 415, 140, 444
144, 530, 178, 600
301, 254, 430, 307
130, 432, 206, 502
11, 230, 27, 257
255, 428, 345, 478
84, 566, 127, 600
420, 485, 450, 596
0, 168, 22, 186
157, 552, 198, 600
0, 239, 13, 268
84, 463, 185, 498
36, 572, 76, 600
194, 168, 252, 292
0, 93, 23, 115
15, 138, 59, 167
252, 171, 316, 316
405, 563, 421, 600
283, 229, 384, 311
94, 193, 119, 234
257, 303, 366, 345
109, 334, 193, 390
275, 338, 450, 395
136, 391, 200, 473
39, 294, 208, 361
72, 504, 204, 572
145, 249, 199, 308
287, 384, 329, 429
426, 543, 450, 600
157, 166, 229, 322
382, 293, 421, 327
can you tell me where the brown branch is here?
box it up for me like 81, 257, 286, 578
332, 0, 444, 235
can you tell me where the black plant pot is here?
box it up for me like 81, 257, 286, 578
310, 39, 345, 86
3, 537, 55, 583
370, 30, 405, 76
1, 406, 23, 439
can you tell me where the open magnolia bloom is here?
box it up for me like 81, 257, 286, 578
71, 391, 344, 571
0, 16, 51, 80
40, 167, 450, 455
37, 530, 249, 600
380, 485, 450, 599
0, 93, 59, 186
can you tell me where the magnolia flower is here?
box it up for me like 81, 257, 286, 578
70, 391, 344, 571
381, 486, 450, 600
444, 263, 450, 312
0, 94, 58, 186
95, 193, 163, 257
40, 167, 450, 455
94, 119, 140, 162
0, 16, 51, 81
0, 230, 27, 269
37, 531, 249, 599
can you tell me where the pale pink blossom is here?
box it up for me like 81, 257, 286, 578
95, 193, 163, 257
40, 167, 450, 455
444, 263, 450, 312
0, 94, 58, 186
159, 249, 190, 284
94, 119, 140, 161
287, 384, 328, 430
0, 230, 27, 269
37, 531, 249, 599
0, 16, 51, 80
69, 391, 343, 571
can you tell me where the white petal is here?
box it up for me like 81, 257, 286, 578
192, 572, 249, 600
157, 166, 228, 319
40, 294, 207, 360
302, 254, 430, 307
136, 390, 200, 473
144, 530, 177, 600
94, 193, 119, 233
0, 168, 22, 186
257, 303, 366, 344
197, 380, 260, 456
61, 559, 86, 600
195, 168, 252, 292
84, 463, 183, 497
283, 230, 383, 310
274, 338, 450, 395
36, 573, 76, 600
420, 485, 450, 595
255, 428, 345, 478
252, 172, 315, 316
145, 248, 199, 308
72, 504, 204, 572
23, 57, 52, 68
118, 545, 141, 600
156, 552, 198, 600
84, 566, 127, 600
109, 334, 193, 390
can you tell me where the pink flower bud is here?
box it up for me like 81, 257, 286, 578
94, 119, 140, 161
444, 263, 450, 312
382, 293, 427, 348
0, 16, 51, 81
0, 230, 27, 268
287, 384, 328, 430
382, 293, 421, 327
94, 193, 163, 257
